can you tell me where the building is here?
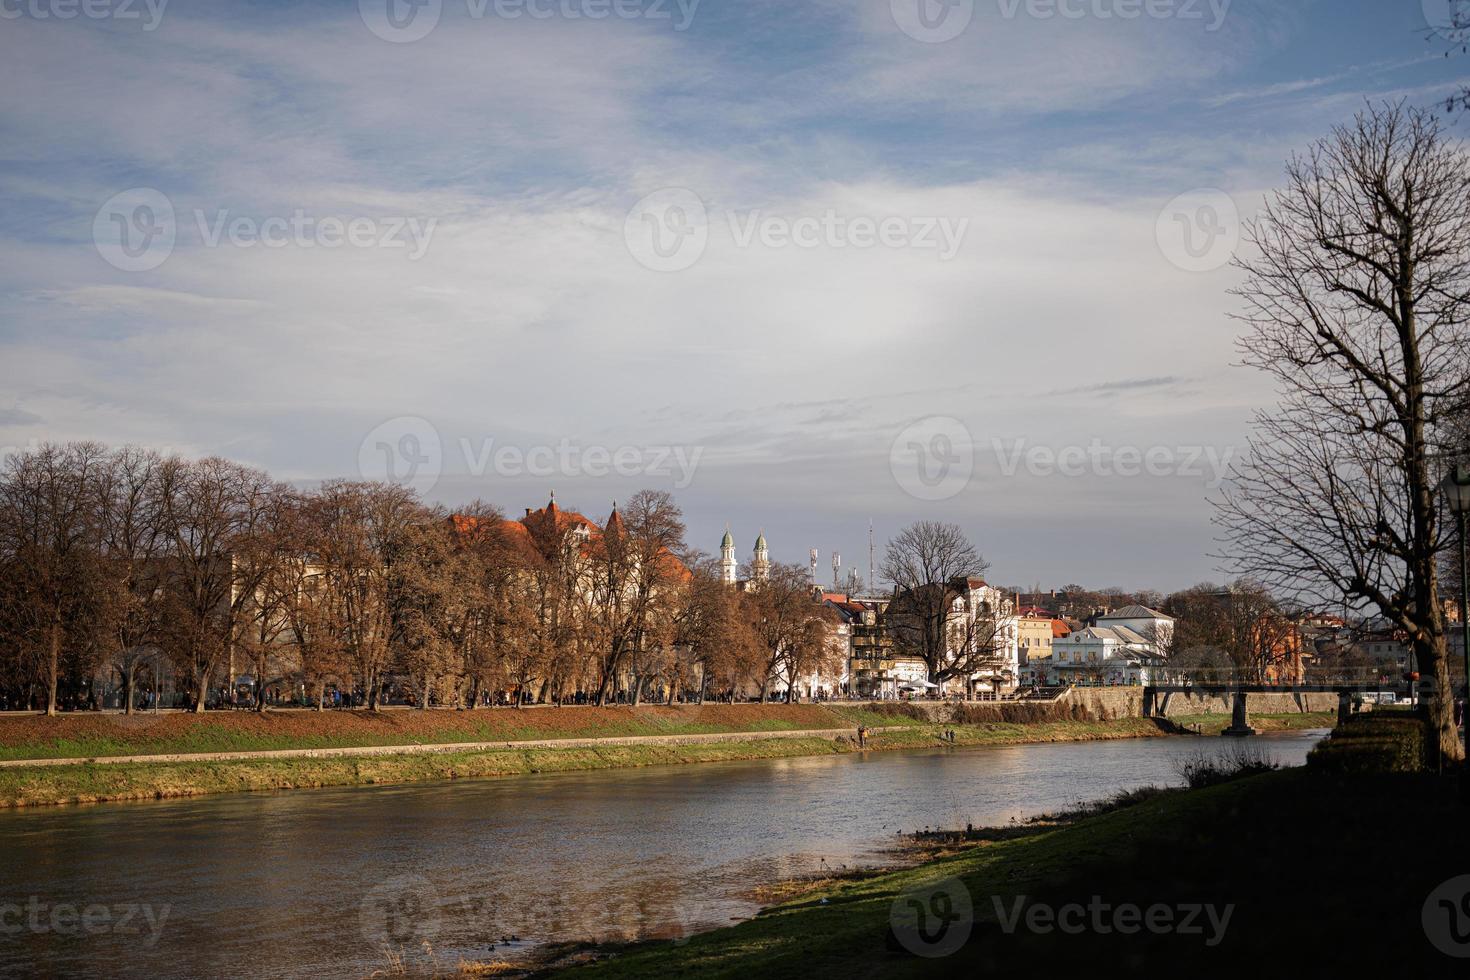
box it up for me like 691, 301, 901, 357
1093, 604, 1175, 650
947, 579, 1021, 696
836, 594, 929, 698
1042, 622, 1168, 687
718, 527, 770, 589
1017, 613, 1072, 686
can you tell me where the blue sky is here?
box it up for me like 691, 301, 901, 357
1, 0, 1467, 592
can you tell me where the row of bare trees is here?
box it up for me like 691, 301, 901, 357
0, 445, 837, 715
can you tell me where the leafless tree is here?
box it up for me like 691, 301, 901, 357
95, 447, 170, 713
740, 562, 826, 702
0, 443, 114, 714
880, 521, 994, 687
587, 491, 687, 705
312, 481, 423, 710
1216, 102, 1470, 760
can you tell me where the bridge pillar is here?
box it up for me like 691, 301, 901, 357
1222, 690, 1256, 737
1337, 691, 1351, 727
1143, 688, 1156, 718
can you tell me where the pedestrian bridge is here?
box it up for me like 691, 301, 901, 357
1143, 669, 1399, 735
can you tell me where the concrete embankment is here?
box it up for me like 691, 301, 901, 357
892, 689, 1341, 722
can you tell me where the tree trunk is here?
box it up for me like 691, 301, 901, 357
45, 615, 61, 717
122, 661, 136, 716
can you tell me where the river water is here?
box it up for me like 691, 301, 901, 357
0, 730, 1325, 978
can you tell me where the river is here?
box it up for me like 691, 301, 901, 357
0, 730, 1325, 978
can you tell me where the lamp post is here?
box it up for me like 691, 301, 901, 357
1442, 464, 1470, 761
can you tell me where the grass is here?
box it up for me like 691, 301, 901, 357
0, 715, 1178, 808
551, 766, 1470, 978
1169, 711, 1335, 732
0, 704, 864, 761
0, 736, 858, 807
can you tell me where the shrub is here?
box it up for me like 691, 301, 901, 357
1306, 712, 1426, 774
862, 702, 930, 721
950, 701, 1098, 725
1175, 744, 1280, 789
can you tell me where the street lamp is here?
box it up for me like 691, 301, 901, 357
1442, 464, 1470, 761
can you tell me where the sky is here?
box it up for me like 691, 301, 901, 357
1, 0, 1468, 593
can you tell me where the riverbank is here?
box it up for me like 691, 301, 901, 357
0, 709, 1334, 808
550, 764, 1468, 977
0, 715, 1171, 808
0, 703, 875, 761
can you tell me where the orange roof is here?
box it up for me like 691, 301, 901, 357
450, 496, 689, 581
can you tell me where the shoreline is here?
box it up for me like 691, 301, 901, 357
542, 764, 1465, 977
0, 712, 1334, 810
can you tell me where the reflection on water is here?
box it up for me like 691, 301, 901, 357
0, 730, 1325, 978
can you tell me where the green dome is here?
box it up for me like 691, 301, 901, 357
754, 532, 767, 552
721, 528, 734, 549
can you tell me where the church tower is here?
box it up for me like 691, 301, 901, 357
752, 531, 770, 582
720, 526, 738, 584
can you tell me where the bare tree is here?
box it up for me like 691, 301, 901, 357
1216, 102, 1470, 761
0, 444, 114, 714
880, 521, 992, 687
96, 447, 169, 714
740, 562, 826, 702
156, 457, 287, 712
312, 481, 422, 710
587, 492, 687, 705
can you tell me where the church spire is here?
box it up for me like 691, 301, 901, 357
719, 523, 737, 584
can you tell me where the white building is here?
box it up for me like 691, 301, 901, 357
1094, 604, 1175, 651
1044, 624, 1165, 687
941, 579, 1020, 696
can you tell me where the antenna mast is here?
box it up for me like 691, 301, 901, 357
868, 520, 875, 594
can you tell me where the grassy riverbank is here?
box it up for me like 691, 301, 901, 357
0, 704, 877, 761
0, 714, 1179, 808
1169, 710, 1335, 732
552, 765, 1468, 977
0, 704, 1338, 809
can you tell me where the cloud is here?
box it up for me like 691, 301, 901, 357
0, 0, 1458, 588
0, 408, 43, 426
